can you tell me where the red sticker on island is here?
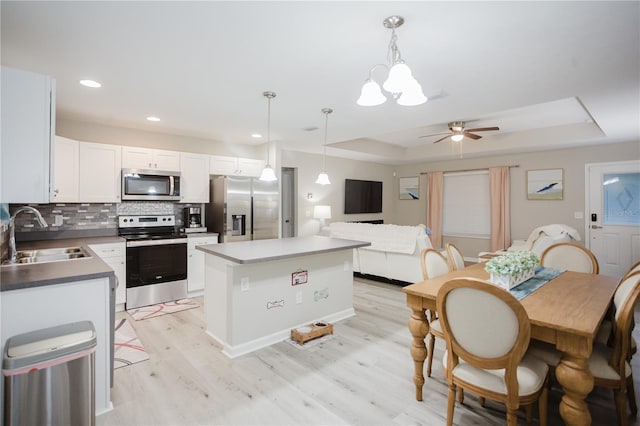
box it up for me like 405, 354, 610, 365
292, 270, 308, 286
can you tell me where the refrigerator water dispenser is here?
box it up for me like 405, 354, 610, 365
232, 215, 246, 236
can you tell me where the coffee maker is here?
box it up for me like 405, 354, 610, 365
182, 207, 206, 233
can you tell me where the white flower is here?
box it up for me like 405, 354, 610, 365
485, 251, 539, 276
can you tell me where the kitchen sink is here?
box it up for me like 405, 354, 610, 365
4, 247, 91, 265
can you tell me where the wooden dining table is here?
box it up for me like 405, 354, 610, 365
402, 262, 620, 426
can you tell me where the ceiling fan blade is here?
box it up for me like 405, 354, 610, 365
433, 135, 451, 144
464, 132, 482, 140
464, 126, 500, 132
419, 132, 450, 139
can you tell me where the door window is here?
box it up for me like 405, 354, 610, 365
603, 172, 640, 225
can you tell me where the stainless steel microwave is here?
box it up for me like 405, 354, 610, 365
121, 169, 181, 201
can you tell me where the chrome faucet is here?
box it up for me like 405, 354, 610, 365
8, 206, 48, 263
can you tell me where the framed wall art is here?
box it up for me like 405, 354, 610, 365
527, 169, 563, 200
399, 176, 420, 200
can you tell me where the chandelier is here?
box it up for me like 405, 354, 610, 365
357, 16, 427, 107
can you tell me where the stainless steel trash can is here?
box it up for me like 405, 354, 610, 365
3, 320, 97, 426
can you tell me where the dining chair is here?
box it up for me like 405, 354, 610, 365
539, 242, 599, 274
530, 271, 640, 426
437, 277, 549, 426
445, 243, 465, 271
419, 248, 451, 378
623, 261, 640, 280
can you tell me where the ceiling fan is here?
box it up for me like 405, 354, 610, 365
419, 121, 500, 144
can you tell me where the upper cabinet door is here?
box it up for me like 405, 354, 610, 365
153, 149, 181, 171
122, 146, 180, 171
210, 155, 239, 175
181, 152, 210, 203
209, 155, 265, 177
79, 142, 122, 202
237, 158, 265, 178
1, 66, 55, 203
51, 136, 79, 202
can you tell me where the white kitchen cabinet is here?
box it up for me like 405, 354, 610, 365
187, 234, 218, 295
79, 142, 122, 202
181, 152, 210, 203
122, 146, 180, 171
51, 136, 79, 202
89, 241, 126, 310
210, 155, 265, 177
1, 66, 55, 203
1, 277, 112, 416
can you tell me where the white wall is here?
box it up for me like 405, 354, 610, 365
393, 140, 640, 257
281, 151, 395, 236
57, 118, 265, 159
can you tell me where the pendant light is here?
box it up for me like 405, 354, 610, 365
315, 108, 333, 185
357, 16, 427, 107
259, 91, 278, 182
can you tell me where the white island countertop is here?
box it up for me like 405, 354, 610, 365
196, 235, 370, 264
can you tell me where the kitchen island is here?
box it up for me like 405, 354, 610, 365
197, 236, 369, 358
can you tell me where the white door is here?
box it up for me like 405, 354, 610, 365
586, 160, 640, 277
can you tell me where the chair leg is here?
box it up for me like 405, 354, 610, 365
613, 388, 629, 426
627, 375, 638, 416
446, 383, 456, 426
457, 388, 464, 404
539, 381, 548, 426
506, 409, 518, 426
427, 333, 435, 378
478, 396, 485, 407
525, 404, 533, 424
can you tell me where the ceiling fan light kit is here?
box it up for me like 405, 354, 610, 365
420, 121, 500, 144
357, 16, 427, 107
259, 91, 278, 182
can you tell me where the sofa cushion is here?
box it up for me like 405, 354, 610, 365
330, 222, 428, 254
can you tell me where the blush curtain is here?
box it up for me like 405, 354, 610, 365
426, 172, 443, 248
489, 166, 511, 251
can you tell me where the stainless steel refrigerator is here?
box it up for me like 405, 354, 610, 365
206, 175, 279, 242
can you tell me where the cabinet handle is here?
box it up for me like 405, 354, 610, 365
154, 163, 157, 168
149, 163, 152, 168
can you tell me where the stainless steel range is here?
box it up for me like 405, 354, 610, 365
118, 215, 187, 309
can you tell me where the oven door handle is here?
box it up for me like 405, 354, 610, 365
126, 238, 187, 247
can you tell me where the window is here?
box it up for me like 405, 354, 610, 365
442, 171, 490, 238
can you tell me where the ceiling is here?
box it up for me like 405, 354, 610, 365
2, 1, 638, 165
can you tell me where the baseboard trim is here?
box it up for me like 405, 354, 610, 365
210, 308, 356, 359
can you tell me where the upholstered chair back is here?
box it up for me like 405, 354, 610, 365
438, 278, 530, 370
420, 248, 451, 280
623, 261, 640, 281
540, 242, 599, 274
445, 243, 465, 271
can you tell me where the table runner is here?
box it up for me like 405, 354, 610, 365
509, 266, 565, 300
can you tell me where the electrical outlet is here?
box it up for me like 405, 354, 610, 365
296, 291, 303, 304
54, 214, 63, 226
240, 277, 250, 291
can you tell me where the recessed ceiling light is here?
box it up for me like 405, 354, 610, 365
251, 133, 262, 138
79, 79, 101, 88
146, 116, 161, 122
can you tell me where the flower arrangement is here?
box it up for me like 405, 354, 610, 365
485, 251, 539, 289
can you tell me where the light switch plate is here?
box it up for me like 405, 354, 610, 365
574, 211, 584, 219
240, 277, 250, 291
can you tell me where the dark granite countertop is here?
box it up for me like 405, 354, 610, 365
1, 236, 125, 292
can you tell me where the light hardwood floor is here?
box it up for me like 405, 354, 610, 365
98, 278, 640, 425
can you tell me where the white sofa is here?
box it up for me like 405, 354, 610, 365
329, 222, 433, 283
479, 224, 582, 260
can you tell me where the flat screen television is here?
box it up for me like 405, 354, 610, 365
344, 179, 383, 214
